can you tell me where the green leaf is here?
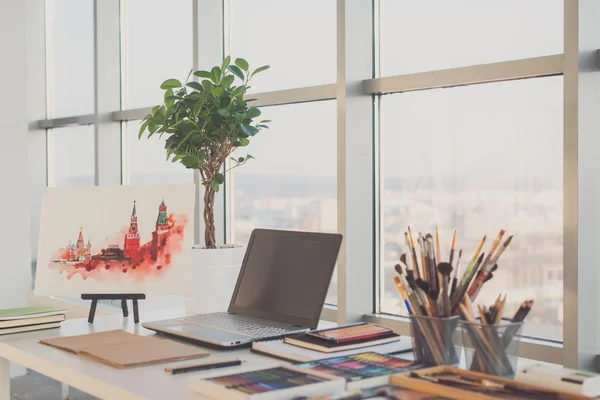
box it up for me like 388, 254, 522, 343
251, 65, 270, 77
160, 79, 182, 89
240, 124, 254, 137
246, 107, 261, 118
193, 70, 211, 79
238, 157, 245, 163
258, 120, 272, 124
210, 66, 221, 83
227, 65, 245, 81
186, 81, 203, 91
256, 124, 269, 129
171, 154, 184, 163
246, 154, 255, 160
221, 75, 235, 88
213, 172, 225, 184
164, 88, 174, 108
239, 138, 250, 146
138, 119, 150, 139
221, 55, 231, 72
217, 108, 230, 117
245, 98, 257, 102
211, 180, 220, 193
181, 155, 197, 168
151, 105, 160, 115
212, 87, 224, 97
193, 99, 205, 118
201, 80, 214, 90
235, 58, 249, 71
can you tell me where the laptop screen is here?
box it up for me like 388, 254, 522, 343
228, 229, 342, 329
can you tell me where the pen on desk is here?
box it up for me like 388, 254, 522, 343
165, 359, 244, 375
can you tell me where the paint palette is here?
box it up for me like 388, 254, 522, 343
295, 352, 424, 390
188, 365, 344, 399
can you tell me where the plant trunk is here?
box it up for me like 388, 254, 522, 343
203, 185, 217, 249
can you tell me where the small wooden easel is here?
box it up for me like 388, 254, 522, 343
81, 294, 146, 324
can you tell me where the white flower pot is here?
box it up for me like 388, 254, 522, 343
185, 245, 245, 315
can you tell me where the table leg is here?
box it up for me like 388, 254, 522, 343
61, 383, 70, 400
121, 299, 129, 317
0, 357, 9, 400
132, 300, 139, 324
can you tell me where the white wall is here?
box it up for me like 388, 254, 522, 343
0, 0, 31, 308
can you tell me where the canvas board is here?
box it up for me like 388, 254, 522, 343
35, 183, 195, 295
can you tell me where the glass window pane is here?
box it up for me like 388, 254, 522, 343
47, 0, 94, 117
233, 101, 338, 304
122, 0, 193, 109
380, 77, 563, 341
50, 126, 95, 187
126, 121, 194, 185
229, 0, 336, 93
380, 0, 563, 76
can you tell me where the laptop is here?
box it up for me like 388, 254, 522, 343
143, 228, 343, 348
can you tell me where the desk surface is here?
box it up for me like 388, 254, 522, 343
0, 310, 286, 400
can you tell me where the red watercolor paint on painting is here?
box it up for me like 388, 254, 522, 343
47, 199, 189, 282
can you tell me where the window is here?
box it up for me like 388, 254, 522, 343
379, 77, 563, 341
229, 0, 336, 92
49, 126, 96, 187
232, 100, 338, 304
121, 0, 193, 109
379, 0, 563, 76
46, 0, 94, 117
125, 121, 193, 185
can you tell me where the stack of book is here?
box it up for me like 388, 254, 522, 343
0, 306, 67, 335
252, 322, 411, 362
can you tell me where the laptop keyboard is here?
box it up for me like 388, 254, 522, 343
179, 314, 300, 337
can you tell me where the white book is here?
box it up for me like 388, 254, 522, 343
252, 339, 412, 363
0, 322, 61, 336
516, 364, 600, 397
0, 314, 66, 329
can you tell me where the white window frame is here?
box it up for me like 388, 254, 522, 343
30, 0, 600, 370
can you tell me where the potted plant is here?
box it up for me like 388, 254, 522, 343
139, 56, 270, 313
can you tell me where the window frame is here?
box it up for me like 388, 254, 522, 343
32, 0, 597, 369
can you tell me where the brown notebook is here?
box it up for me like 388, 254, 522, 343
40, 329, 209, 368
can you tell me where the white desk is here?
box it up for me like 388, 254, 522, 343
0, 310, 284, 400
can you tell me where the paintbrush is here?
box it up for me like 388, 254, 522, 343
477, 229, 506, 276
404, 232, 420, 279
448, 230, 457, 266
418, 233, 427, 282
392, 272, 411, 314
406, 227, 421, 281
450, 249, 462, 297
435, 226, 442, 266
451, 252, 485, 313
468, 235, 512, 301
437, 262, 453, 317
454, 235, 486, 296
425, 234, 437, 291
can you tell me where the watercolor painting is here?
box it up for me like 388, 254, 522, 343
35, 183, 195, 295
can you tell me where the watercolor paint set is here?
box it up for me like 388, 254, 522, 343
188, 365, 344, 399
295, 352, 423, 390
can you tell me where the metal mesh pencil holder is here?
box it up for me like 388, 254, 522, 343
410, 315, 459, 366
460, 318, 524, 378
